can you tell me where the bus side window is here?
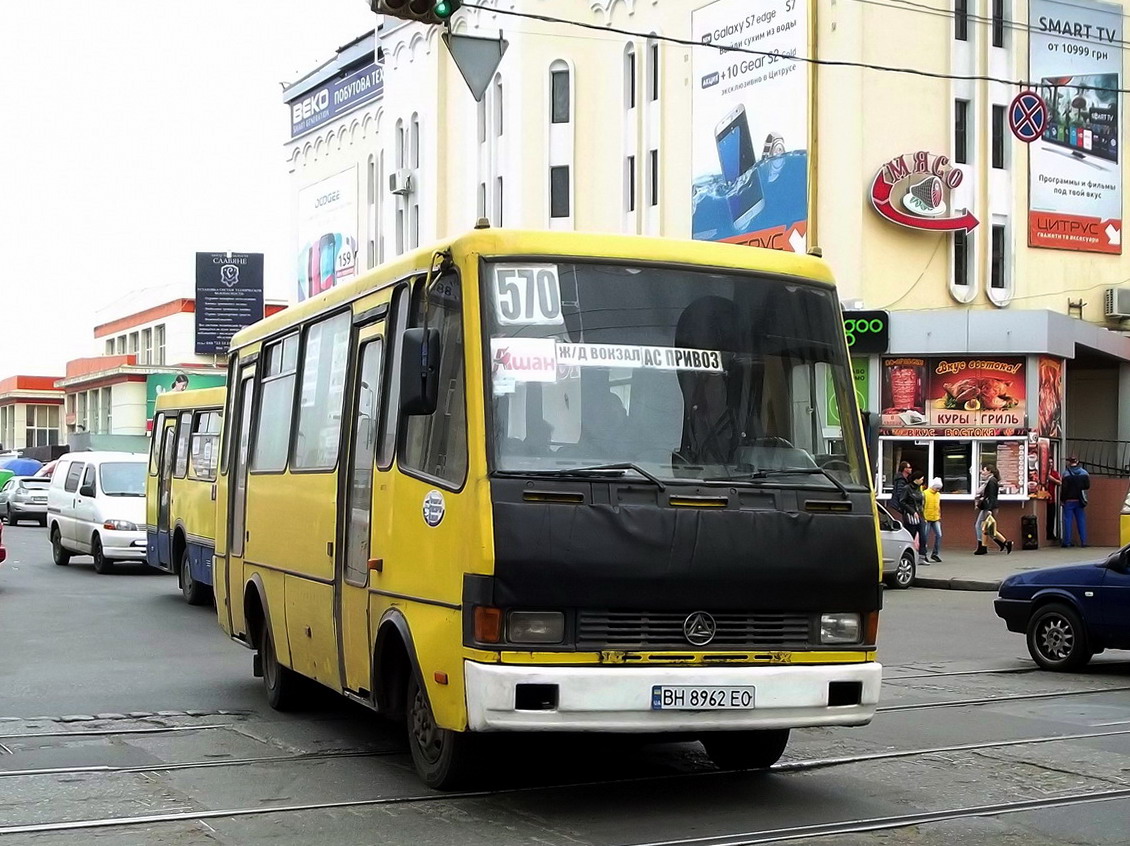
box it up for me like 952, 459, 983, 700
190, 411, 221, 481
400, 273, 467, 486
293, 311, 352, 470
378, 284, 409, 470
149, 413, 164, 476
174, 412, 192, 478
252, 334, 299, 472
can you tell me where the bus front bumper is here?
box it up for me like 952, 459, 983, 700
464, 661, 882, 732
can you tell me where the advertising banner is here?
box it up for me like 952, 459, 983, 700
289, 62, 383, 139
194, 252, 264, 355
145, 372, 227, 427
1037, 355, 1064, 438
880, 356, 1027, 436
296, 167, 358, 302
691, 0, 809, 252
1029, 0, 1122, 253
825, 358, 870, 427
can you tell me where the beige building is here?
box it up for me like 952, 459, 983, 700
285, 0, 1130, 543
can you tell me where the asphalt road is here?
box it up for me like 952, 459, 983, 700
2, 521, 1129, 845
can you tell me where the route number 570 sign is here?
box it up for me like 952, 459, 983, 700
492, 264, 564, 326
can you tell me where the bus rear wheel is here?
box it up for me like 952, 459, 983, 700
701, 728, 790, 770
259, 619, 306, 711
406, 673, 475, 790
180, 549, 211, 606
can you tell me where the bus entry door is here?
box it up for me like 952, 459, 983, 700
156, 419, 178, 567
338, 327, 384, 694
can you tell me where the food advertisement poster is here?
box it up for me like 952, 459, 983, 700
296, 167, 358, 302
880, 357, 1027, 436
1037, 355, 1064, 438
1029, 0, 1122, 253
690, 0, 809, 252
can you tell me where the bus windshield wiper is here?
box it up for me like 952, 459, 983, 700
496, 463, 666, 490
706, 466, 850, 498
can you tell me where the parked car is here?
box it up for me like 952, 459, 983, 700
0, 476, 50, 526
877, 502, 917, 589
994, 546, 1130, 670
47, 452, 148, 574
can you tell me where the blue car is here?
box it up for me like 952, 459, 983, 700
995, 547, 1130, 671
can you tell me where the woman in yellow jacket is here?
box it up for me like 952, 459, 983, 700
923, 478, 943, 562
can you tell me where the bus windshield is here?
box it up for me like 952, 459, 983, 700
486, 260, 867, 488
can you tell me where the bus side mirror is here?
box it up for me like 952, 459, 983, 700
400, 327, 441, 416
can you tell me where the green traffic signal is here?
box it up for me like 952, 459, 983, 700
433, 0, 462, 19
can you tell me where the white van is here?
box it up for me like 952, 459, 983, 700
47, 452, 148, 574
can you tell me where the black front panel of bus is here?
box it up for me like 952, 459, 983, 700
488, 478, 881, 615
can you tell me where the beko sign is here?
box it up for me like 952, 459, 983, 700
289, 62, 384, 139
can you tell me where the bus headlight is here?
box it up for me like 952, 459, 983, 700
820, 613, 861, 644
508, 611, 565, 644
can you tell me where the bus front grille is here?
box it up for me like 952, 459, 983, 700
576, 611, 811, 649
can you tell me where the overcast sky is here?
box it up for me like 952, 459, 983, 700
0, 1, 376, 376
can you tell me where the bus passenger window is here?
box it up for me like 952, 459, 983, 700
190, 411, 221, 481
174, 412, 192, 478
148, 414, 164, 476
294, 311, 351, 470
401, 274, 467, 485
252, 334, 299, 472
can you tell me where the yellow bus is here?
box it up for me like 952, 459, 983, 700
214, 228, 882, 788
147, 386, 225, 605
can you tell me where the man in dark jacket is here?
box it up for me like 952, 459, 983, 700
1060, 457, 1090, 548
891, 461, 911, 519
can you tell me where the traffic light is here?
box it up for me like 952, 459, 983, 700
372, 0, 463, 25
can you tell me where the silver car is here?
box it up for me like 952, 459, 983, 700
0, 476, 50, 527
877, 502, 917, 589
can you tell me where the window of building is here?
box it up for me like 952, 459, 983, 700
550, 166, 570, 219
992, 105, 1006, 169
155, 324, 166, 365
493, 76, 503, 136
116, 336, 126, 355
105, 340, 114, 355
992, 0, 1005, 47
954, 0, 968, 41
991, 224, 1006, 289
649, 149, 659, 207
648, 40, 659, 101
101, 387, 112, 433
626, 155, 636, 212
400, 275, 466, 486
396, 118, 405, 169
294, 311, 351, 469
954, 99, 969, 164
495, 176, 504, 227
477, 96, 487, 144
190, 410, 221, 481
174, 411, 192, 478
128, 332, 139, 355
625, 45, 636, 109
24, 404, 60, 447
953, 229, 971, 288
551, 67, 570, 124
252, 333, 299, 471
89, 390, 100, 434
410, 112, 420, 169
141, 328, 152, 365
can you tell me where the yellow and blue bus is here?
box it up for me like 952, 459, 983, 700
214, 229, 882, 788
147, 386, 225, 605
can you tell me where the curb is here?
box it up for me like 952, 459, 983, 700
913, 575, 1001, 591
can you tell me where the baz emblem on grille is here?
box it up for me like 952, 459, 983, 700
683, 611, 717, 646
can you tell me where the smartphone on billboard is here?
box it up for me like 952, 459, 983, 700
308, 241, 321, 300
319, 232, 337, 293
714, 105, 765, 229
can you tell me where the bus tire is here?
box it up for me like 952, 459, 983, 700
701, 728, 790, 770
406, 672, 475, 789
180, 549, 211, 606
50, 526, 70, 566
91, 536, 114, 574
259, 618, 305, 711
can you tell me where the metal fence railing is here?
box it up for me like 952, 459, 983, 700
1065, 439, 1130, 478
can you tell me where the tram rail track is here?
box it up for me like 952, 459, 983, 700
2, 725, 1128, 835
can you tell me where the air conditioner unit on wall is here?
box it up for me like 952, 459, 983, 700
1104, 287, 1130, 319
389, 169, 413, 196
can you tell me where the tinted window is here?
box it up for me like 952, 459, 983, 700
64, 463, 84, 493
100, 463, 146, 496
82, 465, 96, 491
294, 311, 351, 469
401, 275, 467, 486
252, 334, 299, 471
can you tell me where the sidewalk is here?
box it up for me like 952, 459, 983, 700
910, 541, 1118, 592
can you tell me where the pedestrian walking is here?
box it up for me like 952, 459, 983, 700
899, 470, 930, 565
891, 460, 912, 521
923, 477, 943, 562
1061, 456, 1090, 548
974, 464, 1012, 555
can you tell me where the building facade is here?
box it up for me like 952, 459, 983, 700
285, 0, 1130, 543
0, 376, 64, 451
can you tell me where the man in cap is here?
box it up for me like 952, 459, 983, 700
1060, 456, 1090, 548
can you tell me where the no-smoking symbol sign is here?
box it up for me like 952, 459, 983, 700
1009, 91, 1047, 143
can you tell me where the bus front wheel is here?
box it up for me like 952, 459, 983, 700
180, 549, 211, 606
701, 728, 790, 770
260, 620, 305, 711
406, 673, 475, 789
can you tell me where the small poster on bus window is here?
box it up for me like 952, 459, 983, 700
491, 264, 564, 326
557, 343, 724, 373
490, 338, 558, 390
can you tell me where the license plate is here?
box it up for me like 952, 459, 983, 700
651, 686, 755, 710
